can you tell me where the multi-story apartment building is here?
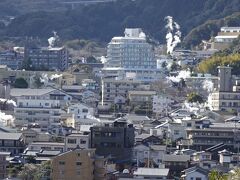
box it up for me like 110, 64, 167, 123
0, 49, 23, 69
102, 77, 146, 103
24, 46, 68, 71
51, 148, 107, 180
0, 132, 25, 155
90, 118, 135, 162
104, 28, 159, 81
183, 123, 240, 151
11, 88, 72, 131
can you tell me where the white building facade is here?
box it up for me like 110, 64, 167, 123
11, 88, 72, 131
104, 28, 160, 81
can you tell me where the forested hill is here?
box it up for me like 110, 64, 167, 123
1, 0, 240, 45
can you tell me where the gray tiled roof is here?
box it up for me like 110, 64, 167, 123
0, 132, 22, 140
11, 88, 54, 97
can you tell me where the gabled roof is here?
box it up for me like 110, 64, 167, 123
163, 154, 190, 162
182, 166, 209, 176
0, 132, 22, 140
150, 145, 166, 151
11, 88, 56, 97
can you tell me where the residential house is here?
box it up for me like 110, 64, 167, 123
163, 154, 191, 174
181, 166, 209, 180
133, 144, 166, 166
0, 132, 25, 155
133, 167, 169, 179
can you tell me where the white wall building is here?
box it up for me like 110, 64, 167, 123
65, 133, 89, 151
11, 88, 72, 131
133, 144, 166, 166
104, 28, 160, 81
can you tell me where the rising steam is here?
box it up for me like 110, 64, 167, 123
167, 70, 191, 83
0, 98, 17, 107
165, 16, 182, 54
40, 73, 63, 85
48, 31, 59, 48
202, 79, 214, 92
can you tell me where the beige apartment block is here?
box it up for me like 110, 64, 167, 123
52, 148, 106, 180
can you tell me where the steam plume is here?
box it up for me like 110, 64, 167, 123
202, 79, 214, 92
167, 70, 191, 83
50, 74, 63, 80
0, 98, 16, 107
48, 31, 59, 48
0, 111, 14, 121
165, 16, 182, 54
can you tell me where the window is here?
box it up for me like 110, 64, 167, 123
82, 109, 88, 113
187, 123, 192, 127
59, 161, 65, 165
76, 162, 82, 166
67, 139, 76, 144
196, 178, 202, 180
80, 140, 86, 144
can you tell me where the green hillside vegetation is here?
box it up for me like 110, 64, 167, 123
198, 35, 240, 75
0, 0, 240, 44
198, 53, 240, 75
183, 12, 240, 48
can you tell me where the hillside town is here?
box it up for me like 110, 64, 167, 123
0, 15, 240, 179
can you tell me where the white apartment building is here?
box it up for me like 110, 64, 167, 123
65, 133, 89, 150
11, 88, 72, 131
104, 28, 160, 81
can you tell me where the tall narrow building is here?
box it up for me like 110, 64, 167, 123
218, 66, 232, 92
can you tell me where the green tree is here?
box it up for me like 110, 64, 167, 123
22, 58, 33, 70
187, 92, 204, 103
33, 161, 52, 180
208, 170, 228, 180
33, 75, 44, 88
13, 78, 28, 88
